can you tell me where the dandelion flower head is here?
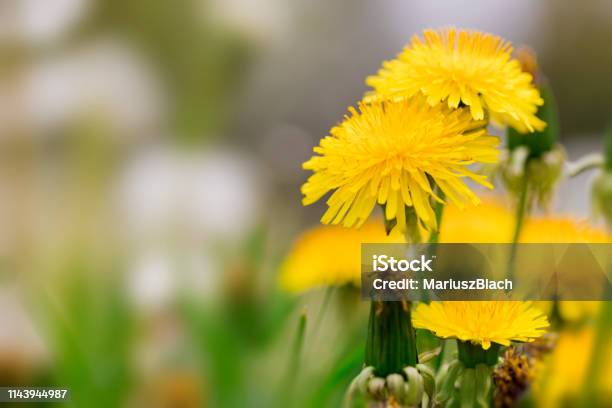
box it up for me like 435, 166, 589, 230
301, 97, 499, 232
366, 28, 546, 133
412, 301, 549, 350
279, 221, 404, 292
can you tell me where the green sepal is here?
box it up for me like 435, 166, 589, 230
403, 366, 424, 406
457, 340, 501, 368
381, 204, 397, 235
507, 83, 559, 159
364, 301, 418, 377
351, 366, 375, 396
386, 373, 405, 402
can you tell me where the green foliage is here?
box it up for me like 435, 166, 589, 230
34, 258, 134, 408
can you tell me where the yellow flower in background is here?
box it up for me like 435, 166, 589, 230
279, 221, 404, 293
366, 28, 545, 133
440, 198, 612, 244
534, 328, 612, 406
520, 216, 611, 243
441, 202, 611, 322
412, 301, 549, 350
301, 98, 499, 232
520, 216, 610, 323
438, 198, 514, 243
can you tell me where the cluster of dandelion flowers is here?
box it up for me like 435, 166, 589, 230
412, 301, 549, 350
278, 221, 404, 293
366, 28, 546, 133
301, 97, 499, 232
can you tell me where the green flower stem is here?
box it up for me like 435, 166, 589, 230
365, 301, 418, 377
311, 286, 334, 338
507, 177, 528, 283
566, 153, 603, 178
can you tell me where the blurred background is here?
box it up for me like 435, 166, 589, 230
1, 0, 612, 407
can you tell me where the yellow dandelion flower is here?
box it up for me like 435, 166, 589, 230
279, 220, 404, 293
439, 199, 612, 244
439, 203, 610, 322
520, 216, 611, 243
301, 98, 499, 232
520, 216, 610, 323
438, 197, 514, 243
366, 28, 546, 133
412, 301, 549, 350
535, 328, 612, 406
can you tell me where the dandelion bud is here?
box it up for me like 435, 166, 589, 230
503, 78, 562, 208
502, 144, 565, 209
526, 145, 566, 208
515, 46, 540, 82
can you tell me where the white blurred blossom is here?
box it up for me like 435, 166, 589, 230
0, 0, 89, 45
127, 245, 221, 312
128, 251, 175, 311
21, 39, 164, 140
186, 151, 263, 239
118, 147, 263, 243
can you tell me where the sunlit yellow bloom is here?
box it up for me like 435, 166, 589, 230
534, 328, 612, 406
301, 98, 499, 232
441, 204, 610, 322
412, 301, 549, 350
520, 216, 611, 243
279, 221, 404, 293
438, 198, 514, 243
440, 199, 612, 244
366, 28, 545, 133
521, 216, 610, 323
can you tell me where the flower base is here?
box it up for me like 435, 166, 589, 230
457, 340, 501, 368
